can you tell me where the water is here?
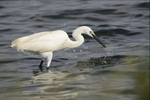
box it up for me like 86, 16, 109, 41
0, 0, 149, 100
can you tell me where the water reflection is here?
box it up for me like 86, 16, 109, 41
7, 54, 147, 100
0, 53, 149, 100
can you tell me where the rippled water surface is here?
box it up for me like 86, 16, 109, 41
0, 0, 149, 100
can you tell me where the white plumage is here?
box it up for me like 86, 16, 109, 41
11, 26, 106, 72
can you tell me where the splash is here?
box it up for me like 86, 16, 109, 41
101, 54, 107, 64
73, 50, 76, 52
101, 48, 110, 64
104, 48, 110, 55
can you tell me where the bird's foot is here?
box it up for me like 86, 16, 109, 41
46, 67, 51, 73
39, 65, 43, 72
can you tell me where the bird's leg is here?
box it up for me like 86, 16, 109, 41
46, 52, 53, 72
39, 60, 44, 67
39, 57, 45, 71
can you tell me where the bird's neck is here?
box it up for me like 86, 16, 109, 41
66, 30, 84, 49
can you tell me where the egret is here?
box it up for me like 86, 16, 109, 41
11, 26, 106, 71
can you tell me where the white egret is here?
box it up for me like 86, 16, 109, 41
11, 26, 106, 71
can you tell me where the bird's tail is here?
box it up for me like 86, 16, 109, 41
11, 37, 28, 51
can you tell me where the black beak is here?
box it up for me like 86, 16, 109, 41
92, 34, 106, 48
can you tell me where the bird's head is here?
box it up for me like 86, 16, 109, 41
81, 26, 106, 48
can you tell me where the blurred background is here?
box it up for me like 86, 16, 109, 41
0, 0, 149, 100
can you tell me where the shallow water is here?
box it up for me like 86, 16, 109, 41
0, 0, 149, 100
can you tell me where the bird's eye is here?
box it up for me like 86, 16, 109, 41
90, 31, 93, 34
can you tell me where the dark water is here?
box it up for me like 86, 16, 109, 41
0, 0, 149, 100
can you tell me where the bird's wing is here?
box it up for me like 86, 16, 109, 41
22, 30, 68, 53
